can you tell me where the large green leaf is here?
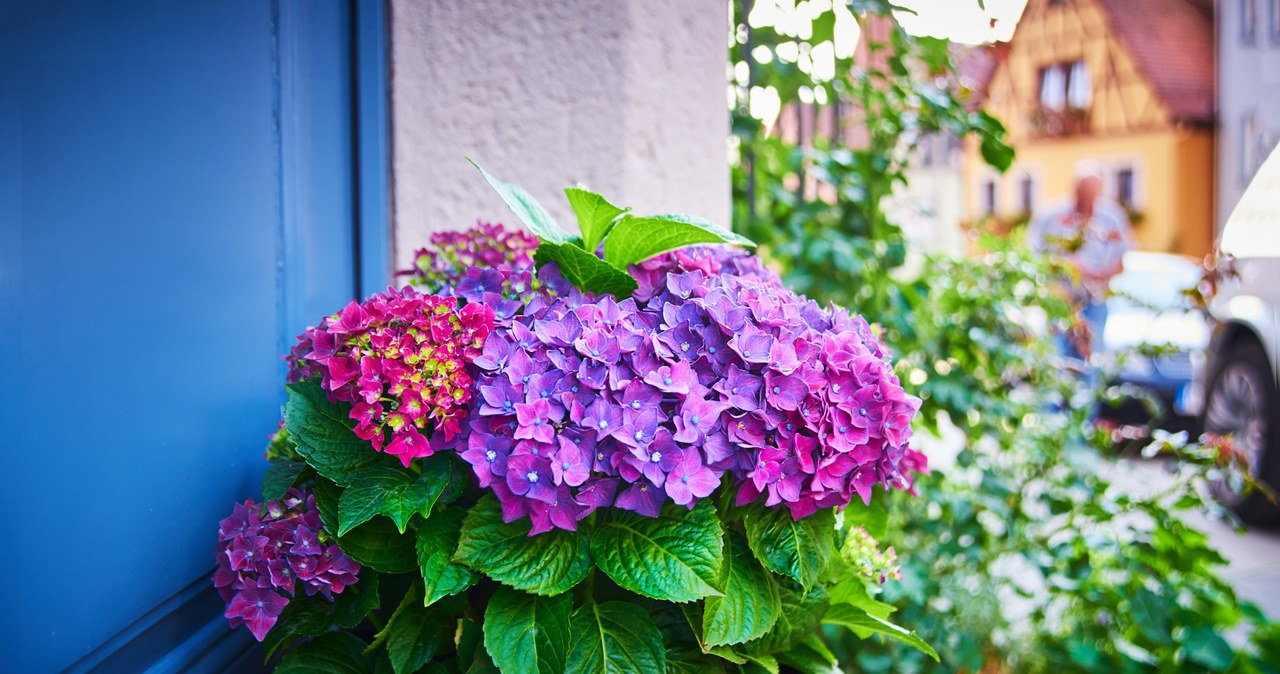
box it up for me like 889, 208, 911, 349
565, 187, 628, 254
839, 501, 888, 541
566, 601, 666, 674
482, 587, 571, 674
373, 587, 448, 674
338, 516, 419, 574
262, 460, 307, 501
275, 632, 372, 674
822, 603, 939, 662
744, 506, 835, 591
702, 531, 781, 646
416, 507, 478, 606
338, 456, 455, 536
746, 582, 829, 654
469, 159, 572, 244
333, 573, 381, 629
601, 214, 755, 269
825, 573, 895, 620
284, 379, 398, 486
453, 495, 590, 596
312, 476, 342, 535
533, 243, 638, 298
338, 466, 412, 536
263, 594, 336, 662
776, 635, 839, 674
590, 500, 724, 602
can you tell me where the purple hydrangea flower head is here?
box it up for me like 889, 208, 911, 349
450, 243, 925, 531
212, 488, 360, 641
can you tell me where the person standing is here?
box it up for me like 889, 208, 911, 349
1026, 162, 1135, 361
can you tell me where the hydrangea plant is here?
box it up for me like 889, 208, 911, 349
212, 164, 936, 673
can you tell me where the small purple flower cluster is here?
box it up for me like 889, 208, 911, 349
452, 245, 926, 534
212, 489, 360, 641
287, 288, 495, 465
400, 222, 540, 295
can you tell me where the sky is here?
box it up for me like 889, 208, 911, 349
894, 0, 1029, 44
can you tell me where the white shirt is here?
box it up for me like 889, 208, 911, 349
1027, 197, 1134, 301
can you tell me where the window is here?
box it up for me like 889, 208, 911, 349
1039, 60, 1090, 111
1243, 0, 1258, 44
1019, 175, 1036, 214
1270, 0, 1280, 43
1115, 167, 1135, 208
982, 178, 998, 216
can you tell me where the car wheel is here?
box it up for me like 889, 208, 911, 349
1204, 338, 1280, 525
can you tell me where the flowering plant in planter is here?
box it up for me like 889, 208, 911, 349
212, 163, 935, 673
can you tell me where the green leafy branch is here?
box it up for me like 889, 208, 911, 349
469, 160, 754, 298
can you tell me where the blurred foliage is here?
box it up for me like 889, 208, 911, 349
730, 1, 1280, 672
731, 0, 1011, 313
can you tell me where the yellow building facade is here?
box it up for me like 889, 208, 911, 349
963, 0, 1215, 257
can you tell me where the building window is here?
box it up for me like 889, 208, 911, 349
1115, 167, 1135, 208
1243, 0, 1258, 44
1270, 0, 1280, 43
982, 178, 998, 216
1039, 60, 1090, 111
1019, 175, 1036, 214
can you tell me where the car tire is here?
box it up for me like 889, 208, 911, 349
1204, 338, 1280, 525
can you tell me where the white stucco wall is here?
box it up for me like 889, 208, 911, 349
389, 0, 730, 268
1217, 0, 1280, 235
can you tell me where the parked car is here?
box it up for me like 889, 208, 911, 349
1097, 251, 1208, 433
1200, 146, 1280, 525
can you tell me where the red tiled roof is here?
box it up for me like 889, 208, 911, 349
1095, 0, 1214, 124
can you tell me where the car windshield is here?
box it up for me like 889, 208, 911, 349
1109, 255, 1199, 314
1221, 144, 1280, 258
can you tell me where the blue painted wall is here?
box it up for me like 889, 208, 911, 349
0, 1, 388, 670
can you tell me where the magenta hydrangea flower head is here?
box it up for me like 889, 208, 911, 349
399, 221, 539, 295
287, 287, 495, 466
212, 488, 360, 641
450, 244, 926, 533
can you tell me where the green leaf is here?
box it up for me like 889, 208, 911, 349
840, 500, 887, 540
284, 379, 399, 486
453, 495, 591, 596
312, 476, 342, 535
416, 507, 478, 606
590, 499, 724, 602
825, 575, 895, 620
262, 460, 306, 501
339, 466, 411, 536
1129, 588, 1173, 645
373, 586, 447, 674
533, 243, 638, 298
468, 159, 572, 244
482, 587, 571, 674
744, 506, 835, 590
263, 594, 337, 662
338, 456, 455, 536
601, 214, 755, 269
776, 635, 839, 674
566, 601, 666, 674
338, 516, 419, 574
746, 582, 828, 655
333, 574, 381, 629
1184, 625, 1235, 670
702, 531, 781, 646
565, 187, 628, 254
822, 603, 939, 662
276, 632, 373, 674
383, 455, 456, 533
